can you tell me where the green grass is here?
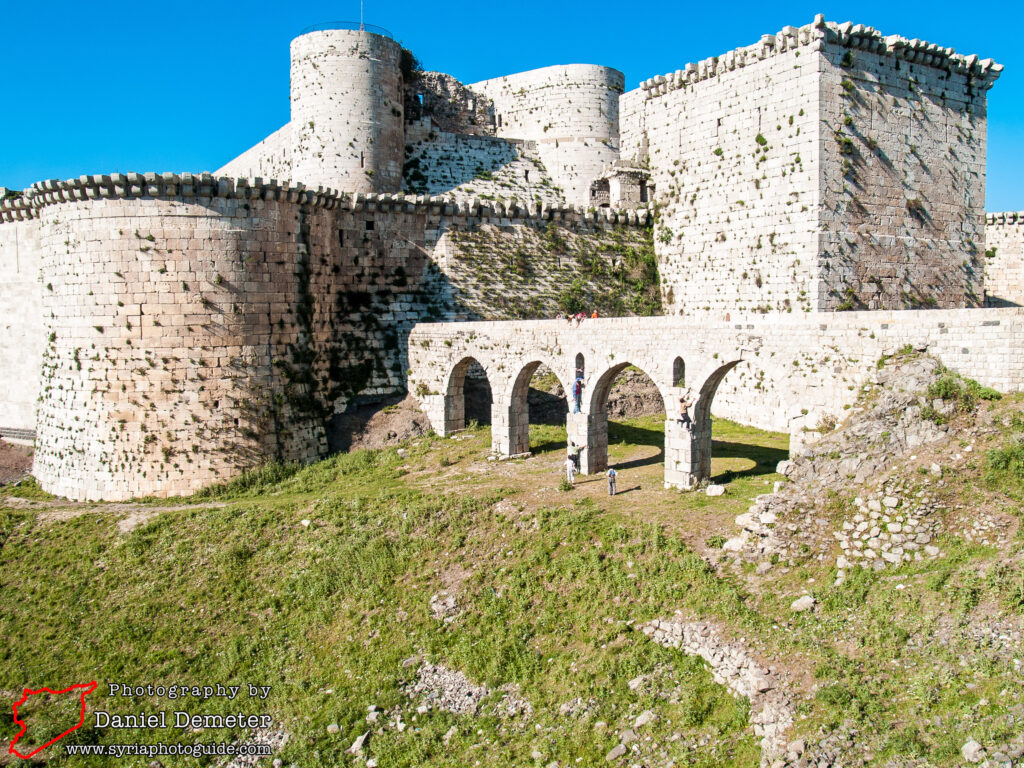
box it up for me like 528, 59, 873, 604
4, 397, 1024, 766
0, 446, 761, 767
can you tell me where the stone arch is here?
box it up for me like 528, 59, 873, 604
496, 356, 571, 457
443, 355, 493, 435
576, 361, 670, 475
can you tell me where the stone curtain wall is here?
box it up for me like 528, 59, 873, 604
7, 173, 651, 500
216, 124, 293, 182
633, 23, 823, 316
290, 29, 405, 194
470, 65, 623, 206
817, 23, 994, 311
0, 197, 44, 438
985, 213, 1024, 306
627, 15, 1001, 316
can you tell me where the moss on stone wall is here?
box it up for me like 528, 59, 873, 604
445, 223, 659, 320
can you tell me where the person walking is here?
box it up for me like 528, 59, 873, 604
564, 456, 576, 486
606, 466, 617, 496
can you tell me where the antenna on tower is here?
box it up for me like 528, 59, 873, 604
360, 0, 364, 30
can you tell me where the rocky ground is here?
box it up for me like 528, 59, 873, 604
0, 439, 31, 486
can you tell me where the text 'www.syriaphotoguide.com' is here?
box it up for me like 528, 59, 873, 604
64, 742, 272, 758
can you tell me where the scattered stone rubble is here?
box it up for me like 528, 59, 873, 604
405, 663, 490, 715
723, 356, 1008, 576
404, 662, 533, 720
640, 617, 794, 766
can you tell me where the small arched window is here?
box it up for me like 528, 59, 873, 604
672, 357, 685, 387
575, 353, 585, 380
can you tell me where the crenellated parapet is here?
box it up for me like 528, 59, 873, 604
639, 14, 1002, 100
0, 190, 37, 222
987, 212, 1024, 226
7, 172, 651, 229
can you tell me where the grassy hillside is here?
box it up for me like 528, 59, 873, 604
2, 379, 1024, 766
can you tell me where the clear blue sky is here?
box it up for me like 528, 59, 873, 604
2, 1, 1021, 210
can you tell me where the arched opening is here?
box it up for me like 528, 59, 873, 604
687, 360, 789, 487
582, 363, 667, 477
672, 356, 685, 387
502, 361, 567, 456
444, 357, 493, 434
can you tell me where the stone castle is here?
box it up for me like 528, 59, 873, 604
1, 16, 1022, 500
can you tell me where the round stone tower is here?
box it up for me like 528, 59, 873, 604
290, 25, 404, 193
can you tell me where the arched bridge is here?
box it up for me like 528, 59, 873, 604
407, 311, 1024, 489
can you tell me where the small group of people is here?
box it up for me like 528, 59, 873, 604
556, 310, 599, 327
563, 442, 618, 495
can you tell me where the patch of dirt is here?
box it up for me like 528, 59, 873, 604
0, 440, 32, 485
328, 395, 431, 452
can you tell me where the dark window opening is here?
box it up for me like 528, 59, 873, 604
365, 220, 374, 231
575, 353, 585, 379
673, 357, 685, 387
338, 230, 344, 247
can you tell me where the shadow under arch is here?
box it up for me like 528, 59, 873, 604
504, 357, 571, 456
691, 357, 790, 484
443, 355, 493, 434
583, 361, 669, 474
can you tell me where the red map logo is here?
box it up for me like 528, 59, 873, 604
8, 681, 98, 758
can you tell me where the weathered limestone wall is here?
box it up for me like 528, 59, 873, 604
216, 123, 293, 181
409, 308, 1024, 487
985, 213, 1024, 306
633, 24, 823, 316
470, 65, 623, 206
290, 29, 404, 193
630, 16, 1001, 316
407, 71, 494, 136
12, 173, 651, 500
817, 23, 993, 311
0, 201, 43, 438
401, 125, 564, 205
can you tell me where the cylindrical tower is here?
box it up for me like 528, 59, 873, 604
290, 25, 404, 193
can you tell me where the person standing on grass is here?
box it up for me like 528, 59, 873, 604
607, 466, 617, 496
564, 456, 576, 486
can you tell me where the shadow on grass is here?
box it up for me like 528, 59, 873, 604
711, 440, 788, 483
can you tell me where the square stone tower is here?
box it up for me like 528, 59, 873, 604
622, 16, 1002, 314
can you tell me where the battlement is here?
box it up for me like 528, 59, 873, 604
0, 190, 37, 222
3, 172, 651, 227
639, 15, 1002, 100
988, 212, 1024, 225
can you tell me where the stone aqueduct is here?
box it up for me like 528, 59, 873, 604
408, 311, 1024, 489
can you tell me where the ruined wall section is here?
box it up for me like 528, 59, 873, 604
402, 124, 564, 205
407, 71, 494, 136
817, 21, 999, 311
0, 196, 43, 439
215, 123, 293, 181
290, 29, 404, 193
985, 213, 1024, 306
637, 24, 823, 316
469, 65, 623, 207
